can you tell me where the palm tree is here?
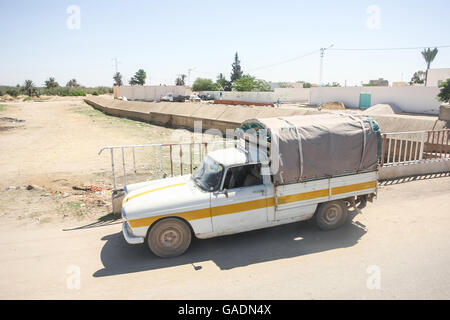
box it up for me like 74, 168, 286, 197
421, 47, 438, 86
45, 77, 59, 89
175, 74, 186, 86
66, 79, 79, 87
23, 80, 35, 96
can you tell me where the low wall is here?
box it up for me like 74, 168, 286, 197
310, 86, 441, 115
118, 85, 186, 101
379, 159, 450, 180
84, 98, 447, 135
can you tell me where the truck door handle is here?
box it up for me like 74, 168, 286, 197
252, 190, 265, 194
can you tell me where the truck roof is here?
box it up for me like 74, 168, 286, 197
208, 146, 269, 167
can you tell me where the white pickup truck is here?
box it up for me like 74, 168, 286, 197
121, 114, 380, 257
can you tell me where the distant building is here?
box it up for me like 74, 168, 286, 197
368, 78, 389, 86
426, 68, 450, 87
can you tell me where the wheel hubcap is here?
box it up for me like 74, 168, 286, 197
324, 205, 342, 224
160, 228, 181, 248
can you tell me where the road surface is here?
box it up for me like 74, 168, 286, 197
1, 175, 449, 299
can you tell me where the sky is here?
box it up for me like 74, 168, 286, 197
1, 0, 450, 87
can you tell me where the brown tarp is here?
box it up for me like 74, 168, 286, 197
242, 113, 379, 185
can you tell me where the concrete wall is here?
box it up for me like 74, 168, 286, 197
310, 86, 441, 115
118, 85, 186, 101
200, 86, 441, 115
200, 88, 311, 104
427, 68, 450, 87
85, 97, 447, 135
379, 159, 450, 180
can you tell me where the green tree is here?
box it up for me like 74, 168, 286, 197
113, 72, 123, 86
421, 47, 438, 86
175, 74, 187, 86
279, 82, 294, 88
303, 82, 312, 88
192, 78, 218, 91
129, 69, 147, 85
232, 75, 256, 91
437, 78, 450, 103
410, 70, 425, 85
254, 79, 271, 92
45, 77, 59, 89
23, 80, 36, 97
216, 73, 231, 91
230, 52, 243, 82
66, 79, 80, 87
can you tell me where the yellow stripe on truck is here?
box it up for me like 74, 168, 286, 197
127, 180, 376, 228
123, 182, 187, 205
332, 181, 377, 195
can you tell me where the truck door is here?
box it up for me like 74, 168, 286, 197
211, 164, 269, 234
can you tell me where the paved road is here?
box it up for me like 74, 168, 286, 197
1, 175, 449, 299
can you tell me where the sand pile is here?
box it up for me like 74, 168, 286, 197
363, 104, 403, 115
319, 101, 346, 110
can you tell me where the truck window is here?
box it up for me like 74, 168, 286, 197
192, 156, 224, 192
223, 164, 263, 190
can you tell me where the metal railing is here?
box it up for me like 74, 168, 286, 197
380, 129, 450, 167
99, 140, 237, 190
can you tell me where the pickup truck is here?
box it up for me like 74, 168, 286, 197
121, 114, 380, 257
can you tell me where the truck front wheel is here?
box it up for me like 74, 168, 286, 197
315, 200, 348, 230
147, 218, 192, 258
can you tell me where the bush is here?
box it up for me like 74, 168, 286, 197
92, 91, 99, 96
69, 90, 86, 96
23, 97, 32, 101
192, 78, 218, 91
438, 78, 450, 103
6, 88, 20, 97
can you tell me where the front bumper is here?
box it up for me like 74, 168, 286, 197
122, 222, 144, 244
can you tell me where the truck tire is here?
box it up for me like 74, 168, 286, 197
147, 218, 192, 258
315, 200, 348, 230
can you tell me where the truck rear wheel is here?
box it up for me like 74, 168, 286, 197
147, 218, 192, 258
315, 200, 348, 230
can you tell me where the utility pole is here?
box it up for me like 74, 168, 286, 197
318, 44, 334, 106
188, 67, 196, 87
112, 58, 120, 73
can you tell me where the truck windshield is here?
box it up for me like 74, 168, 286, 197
192, 156, 224, 192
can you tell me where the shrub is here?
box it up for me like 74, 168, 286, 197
69, 90, 86, 96
23, 97, 32, 101
6, 88, 20, 97
437, 78, 450, 103
92, 91, 99, 96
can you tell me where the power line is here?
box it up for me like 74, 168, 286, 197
247, 48, 320, 72
329, 45, 450, 51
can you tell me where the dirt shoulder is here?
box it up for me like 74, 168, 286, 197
0, 98, 188, 225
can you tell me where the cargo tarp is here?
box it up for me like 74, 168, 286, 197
242, 113, 380, 185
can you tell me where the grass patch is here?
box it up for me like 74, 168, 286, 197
75, 103, 153, 130
23, 97, 32, 102
0, 104, 7, 112
65, 201, 84, 216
